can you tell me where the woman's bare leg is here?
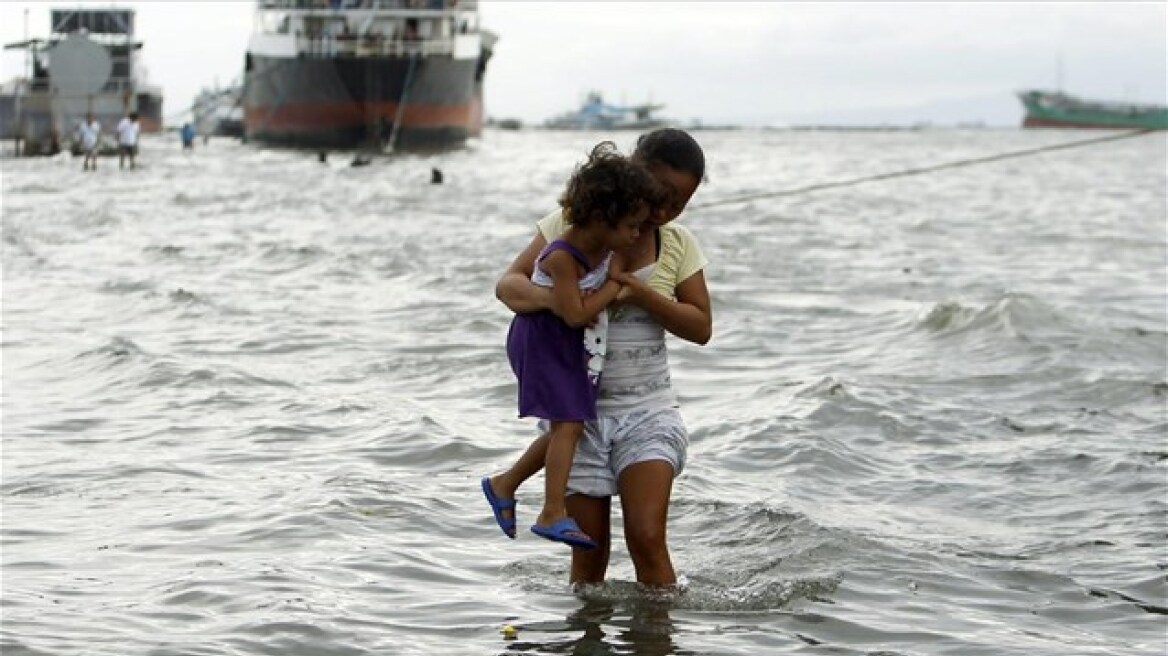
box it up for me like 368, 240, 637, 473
618, 460, 677, 587
567, 493, 611, 584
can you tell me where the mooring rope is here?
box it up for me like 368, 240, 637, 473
689, 128, 1157, 210
385, 53, 419, 153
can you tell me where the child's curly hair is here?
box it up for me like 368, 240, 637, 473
559, 141, 664, 228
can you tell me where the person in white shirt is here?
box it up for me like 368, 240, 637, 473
116, 112, 140, 170
78, 114, 101, 172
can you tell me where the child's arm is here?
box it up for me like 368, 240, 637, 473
544, 251, 623, 328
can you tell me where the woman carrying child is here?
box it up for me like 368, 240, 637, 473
487, 129, 710, 587
484, 141, 664, 549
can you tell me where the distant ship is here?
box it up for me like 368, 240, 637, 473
0, 8, 164, 155
192, 83, 244, 139
1017, 90, 1168, 129
242, 0, 496, 152
545, 91, 667, 130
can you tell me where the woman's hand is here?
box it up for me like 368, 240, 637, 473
495, 230, 551, 314
612, 271, 650, 305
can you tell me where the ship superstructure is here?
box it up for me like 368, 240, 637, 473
545, 91, 667, 130
0, 8, 163, 155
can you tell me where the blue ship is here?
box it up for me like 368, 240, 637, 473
544, 91, 666, 130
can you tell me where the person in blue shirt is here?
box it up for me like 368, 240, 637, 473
180, 123, 196, 151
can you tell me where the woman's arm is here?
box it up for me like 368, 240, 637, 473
494, 231, 553, 314
613, 270, 712, 345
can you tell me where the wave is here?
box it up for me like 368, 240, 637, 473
918, 292, 1077, 341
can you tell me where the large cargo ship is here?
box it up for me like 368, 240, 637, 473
1017, 90, 1168, 130
0, 8, 164, 155
242, 0, 495, 152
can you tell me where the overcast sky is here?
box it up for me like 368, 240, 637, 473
1, 1, 1164, 127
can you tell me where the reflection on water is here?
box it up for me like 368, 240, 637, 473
503, 595, 687, 656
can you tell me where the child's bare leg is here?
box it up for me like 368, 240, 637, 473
482, 431, 552, 538
536, 421, 584, 526
488, 431, 550, 502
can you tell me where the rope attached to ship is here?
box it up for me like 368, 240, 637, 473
253, 61, 298, 136
689, 128, 1156, 210
385, 54, 419, 153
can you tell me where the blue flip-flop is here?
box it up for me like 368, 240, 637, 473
530, 517, 597, 550
481, 477, 517, 539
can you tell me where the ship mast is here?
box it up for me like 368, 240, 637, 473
23, 9, 29, 79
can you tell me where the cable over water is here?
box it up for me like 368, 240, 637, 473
690, 128, 1156, 209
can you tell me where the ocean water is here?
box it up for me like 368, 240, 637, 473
1, 128, 1165, 656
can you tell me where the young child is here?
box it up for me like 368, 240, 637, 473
482, 141, 662, 549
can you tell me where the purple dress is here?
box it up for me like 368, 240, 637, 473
506, 240, 608, 422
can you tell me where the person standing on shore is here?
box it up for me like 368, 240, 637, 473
78, 114, 101, 172
116, 112, 140, 170
180, 123, 196, 151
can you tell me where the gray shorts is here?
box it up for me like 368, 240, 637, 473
541, 407, 688, 498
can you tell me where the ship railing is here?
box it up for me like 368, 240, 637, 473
24, 77, 142, 95
1031, 90, 1166, 116
97, 78, 142, 95
260, 0, 477, 12
296, 34, 455, 57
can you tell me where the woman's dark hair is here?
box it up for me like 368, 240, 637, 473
633, 128, 706, 181
559, 141, 663, 228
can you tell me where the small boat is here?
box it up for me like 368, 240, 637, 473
544, 91, 667, 130
1017, 89, 1168, 130
0, 7, 163, 155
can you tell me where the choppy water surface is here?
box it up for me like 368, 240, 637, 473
2, 128, 1165, 656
